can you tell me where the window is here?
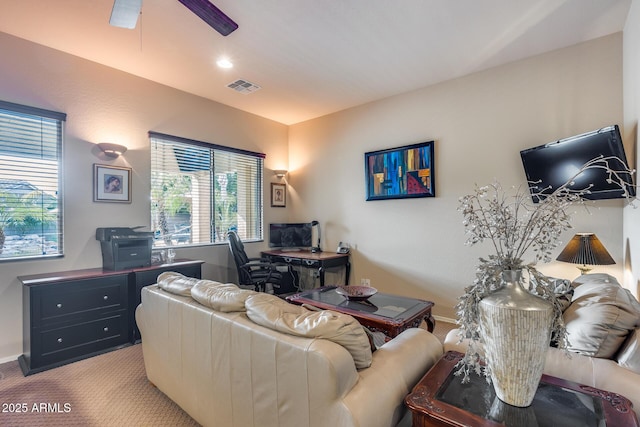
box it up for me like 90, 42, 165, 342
150, 132, 264, 248
0, 100, 65, 261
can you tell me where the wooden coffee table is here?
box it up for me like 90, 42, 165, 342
286, 286, 435, 338
405, 351, 639, 427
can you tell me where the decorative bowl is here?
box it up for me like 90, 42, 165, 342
335, 286, 377, 301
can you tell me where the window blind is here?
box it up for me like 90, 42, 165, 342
0, 100, 65, 260
149, 132, 264, 248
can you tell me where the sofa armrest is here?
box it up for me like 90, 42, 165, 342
443, 328, 470, 354
343, 328, 443, 427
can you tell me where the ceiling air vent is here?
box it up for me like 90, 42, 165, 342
226, 79, 261, 94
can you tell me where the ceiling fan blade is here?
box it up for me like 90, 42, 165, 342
110, 0, 142, 29
178, 0, 238, 36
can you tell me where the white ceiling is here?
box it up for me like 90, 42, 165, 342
0, 0, 632, 125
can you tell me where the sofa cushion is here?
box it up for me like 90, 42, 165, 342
563, 274, 640, 358
616, 328, 640, 374
245, 293, 373, 369
157, 271, 200, 296
191, 280, 254, 313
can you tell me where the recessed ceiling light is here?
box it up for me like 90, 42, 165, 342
216, 58, 233, 69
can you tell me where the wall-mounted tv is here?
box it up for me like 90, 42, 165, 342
269, 223, 313, 249
520, 125, 635, 203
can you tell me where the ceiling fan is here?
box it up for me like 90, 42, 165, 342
110, 0, 238, 36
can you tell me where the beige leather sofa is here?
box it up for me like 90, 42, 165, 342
136, 273, 444, 427
444, 273, 640, 418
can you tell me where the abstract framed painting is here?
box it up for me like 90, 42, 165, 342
364, 141, 435, 201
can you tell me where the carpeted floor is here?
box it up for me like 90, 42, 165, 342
0, 344, 199, 427
431, 320, 456, 343
0, 321, 457, 427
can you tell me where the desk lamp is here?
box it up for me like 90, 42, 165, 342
311, 220, 321, 253
556, 233, 615, 275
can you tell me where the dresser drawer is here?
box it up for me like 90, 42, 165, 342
35, 276, 128, 326
36, 312, 128, 367
18, 260, 203, 375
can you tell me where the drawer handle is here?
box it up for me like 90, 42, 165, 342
284, 257, 292, 263
305, 260, 315, 265
56, 303, 63, 308
57, 338, 63, 343
103, 295, 109, 300
103, 327, 109, 332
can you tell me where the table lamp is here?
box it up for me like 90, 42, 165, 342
556, 233, 615, 275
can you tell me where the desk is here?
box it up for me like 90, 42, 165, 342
405, 351, 639, 427
287, 286, 435, 338
261, 249, 350, 287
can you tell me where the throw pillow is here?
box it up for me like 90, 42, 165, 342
563, 274, 640, 358
245, 293, 373, 369
551, 278, 574, 312
191, 280, 254, 312
157, 271, 199, 296
616, 328, 640, 374
529, 275, 573, 311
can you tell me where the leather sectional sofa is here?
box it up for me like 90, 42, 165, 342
136, 272, 444, 427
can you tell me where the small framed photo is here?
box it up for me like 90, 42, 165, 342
94, 164, 132, 203
271, 183, 286, 207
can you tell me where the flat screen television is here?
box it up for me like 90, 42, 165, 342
269, 223, 313, 249
520, 125, 635, 203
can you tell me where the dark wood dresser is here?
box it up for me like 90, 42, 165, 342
18, 259, 203, 375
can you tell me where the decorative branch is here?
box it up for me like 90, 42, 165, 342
454, 155, 636, 383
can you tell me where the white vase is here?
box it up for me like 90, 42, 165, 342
479, 269, 553, 407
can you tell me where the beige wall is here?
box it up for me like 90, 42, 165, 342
0, 29, 631, 363
0, 32, 290, 362
289, 33, 626, 320
623, 0, 640, 299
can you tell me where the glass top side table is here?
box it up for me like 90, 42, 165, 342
405, 351, 639, 427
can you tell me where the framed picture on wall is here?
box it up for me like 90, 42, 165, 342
271, 183, 286, 207
93, 164, 132, 203
364, 141, 435, 201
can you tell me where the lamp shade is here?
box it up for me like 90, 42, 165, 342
556, 233, 615, 274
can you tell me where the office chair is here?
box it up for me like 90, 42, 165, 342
227, 231, 291, 293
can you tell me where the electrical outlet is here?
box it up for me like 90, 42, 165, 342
360, 278, 370, 286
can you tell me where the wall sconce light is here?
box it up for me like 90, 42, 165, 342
274, 169, 288, 179
556, 233, 615, 275
98, 143, 128, 158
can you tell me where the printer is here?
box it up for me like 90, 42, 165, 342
96, 227, 154, 270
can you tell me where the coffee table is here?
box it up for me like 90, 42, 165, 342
405, 351, 639, 427
286, 286, 435, 338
